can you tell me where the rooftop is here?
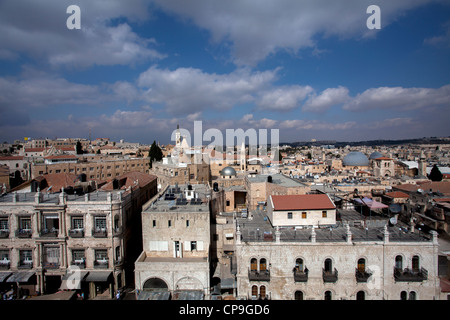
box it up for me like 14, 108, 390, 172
247, 173, 308, 188
0, 190, 125, 204
270, 194, 335, 211
237, 209, 433, 243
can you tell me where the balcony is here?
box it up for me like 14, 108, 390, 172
94, 259, 109, 269
71, 259, 86, 269
394, 267, 428, 282
0, 259, 10, 270
0, 230, 9, 238
18, 259, 33, 269
69, 228, 85, 238
92, 228, 107, 238
15, 229, 32, 238
40, 228, 58, 238
355, 268, 373, 283
323, 268, 338, 283
248, 269, 270, 281
293, 269, 309, 282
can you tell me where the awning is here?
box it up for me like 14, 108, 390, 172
60, 270, 89, 290
0, 272, 12, 282
354, 197, 388, 209
6, 271, 35, 283
84, 271, 112, 282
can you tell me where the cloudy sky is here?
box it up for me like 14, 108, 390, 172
0, 0, 449, 145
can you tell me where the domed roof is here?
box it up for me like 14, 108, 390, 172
221, 166, 237, 176
369, 151, 383, 160
342, 152, 369, 166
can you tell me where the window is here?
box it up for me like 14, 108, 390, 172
295, 258, 304, 272
260, 258, 267, 271
226, 200, 230, 206
186, 220, 190, 227
324, 291, 332, 300
357, 258, 366, 272
324, 258, 332, 272
302, 212, 307, 219
251, 285, 258, 297
412, 256, 420, 272
400, 291, 407, 300
409, 291, 416, 300
94, 217, 106, 230
356, 291, 365, 300
259, 285, 266, 299
322, 211, 327, 218
0, 218, 8, 230
295, 291, 304, 300
287, 212, 293, 219
72, 217, 83, 230
72, 249, 85, 261
190, 241, 197, 251
19, 217, 31, 230
152, 220, 156, 228
250, 258, 257, 271
395, 255, 403, 270
168, 220, 172, 227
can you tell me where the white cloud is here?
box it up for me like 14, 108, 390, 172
0, 0, 164, 67
137, 66, 278, 114
302, 86, 349, 112
151, 0, 437, 65
342, 85, 450, 111
256, 85, 313, 111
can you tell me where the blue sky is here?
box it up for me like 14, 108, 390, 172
0, 0, 449, 145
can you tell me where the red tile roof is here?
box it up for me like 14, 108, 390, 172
385, 191, 410, 198
271, 194, 335, 211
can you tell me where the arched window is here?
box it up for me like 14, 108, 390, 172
356, 291, 365, 300
251, 285, 258, 297
409, 291, 416, 300
324, 258, 332, 272
295, 258, 304, 272
357, 258, 366, 272
295, 291, 304, 300
143, 277, 168, 292
400, 291, 407, 300
412, 256, 420, 272
260, 285, 266, 299
324, 291, 332, 300
250, 258, 257, 271
395, 255, 403, 270
260, 258, 267, 271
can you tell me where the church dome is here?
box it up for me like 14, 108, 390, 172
221, 166, 237, 177
342, 152, 369, 166
369, 151, 383, 160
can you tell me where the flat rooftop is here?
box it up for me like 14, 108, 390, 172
144, 184, 210, 213
237, 209, 433, 243
247, 173, 308, 188
0, 190, 124, 204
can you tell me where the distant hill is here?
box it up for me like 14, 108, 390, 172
280, 137, 450, 148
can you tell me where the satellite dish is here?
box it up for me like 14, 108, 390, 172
389, 217, 397, 226
389, 203, 402, 214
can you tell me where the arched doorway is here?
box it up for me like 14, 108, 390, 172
294, 291, 304, 300
143, 277, 168, 292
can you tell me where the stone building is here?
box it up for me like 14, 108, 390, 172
135, 184, 211, 300
0, 172, 157, 299
234, 209, 440, 300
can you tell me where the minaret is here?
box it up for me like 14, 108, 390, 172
418, 151, 426, 177
175, 124, 181, 149
240, 140, 247, 171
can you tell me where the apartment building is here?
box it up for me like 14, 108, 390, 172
135, 184, 211, 300
0, 172, 157, 299
234, 194, 440, 300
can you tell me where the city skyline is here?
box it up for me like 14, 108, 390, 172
1, 1, 450, 145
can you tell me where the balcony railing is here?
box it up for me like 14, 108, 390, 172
293, 269, 309, 282
355, 268, 373, 282
18, 260, 33, 269
94, 259, 109, 269
69, 228, 85, 238
394, 267, 428, 282
0, 260, 10, 270
40, 228, 58, 238
92, 228, 107, 238
71, 259, 86, 269
248, 269, 270, 281
323, 268, 338, 283
15, 229, 32, 238
0, 230, 9, 238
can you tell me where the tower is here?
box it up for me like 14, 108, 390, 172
418, 151, 427, 177
240, 140, 247, 171
175, 124, 181, 149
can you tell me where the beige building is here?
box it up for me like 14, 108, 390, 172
235, 209, 440, 300
0, 172, 157, 299
135, 184, 211, 300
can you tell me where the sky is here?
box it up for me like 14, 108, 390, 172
0, 0, 449, 145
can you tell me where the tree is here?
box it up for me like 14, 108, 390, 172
76, 141, 83, 155
428, 164, 443, 181
149, 141, 163, 168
